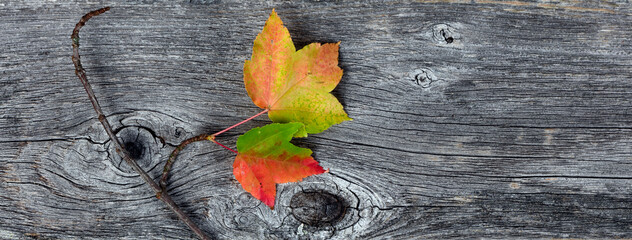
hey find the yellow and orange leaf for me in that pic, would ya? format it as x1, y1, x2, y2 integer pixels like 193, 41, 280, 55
244, 9, 351, 134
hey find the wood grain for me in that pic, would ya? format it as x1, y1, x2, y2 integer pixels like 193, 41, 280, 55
1, 0, 631, 239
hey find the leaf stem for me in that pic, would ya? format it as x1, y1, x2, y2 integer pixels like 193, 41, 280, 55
209, 138, 238, 154
212, 109, 269, 137
72, 7, 210, 240
160, 109, 267, 192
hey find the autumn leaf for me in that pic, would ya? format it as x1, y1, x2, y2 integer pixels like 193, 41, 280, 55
244, 9, 351, 134
233, 122, 326, 209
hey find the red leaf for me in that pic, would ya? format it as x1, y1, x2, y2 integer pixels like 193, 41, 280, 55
233, 123, 325, 209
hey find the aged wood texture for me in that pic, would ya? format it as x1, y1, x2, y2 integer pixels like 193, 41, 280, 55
1, 0, 632, 239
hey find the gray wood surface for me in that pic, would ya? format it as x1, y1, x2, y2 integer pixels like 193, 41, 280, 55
2, 0, 632, 239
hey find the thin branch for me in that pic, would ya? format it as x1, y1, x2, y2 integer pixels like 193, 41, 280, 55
160, 134, 212, 190
71, 7, 210, 240
159, 109, 267, 192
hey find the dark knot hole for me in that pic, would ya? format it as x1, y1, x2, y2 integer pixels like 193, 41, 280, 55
290, 191, 347, 226
440, 29, 454, 44
123, 141, 144, 160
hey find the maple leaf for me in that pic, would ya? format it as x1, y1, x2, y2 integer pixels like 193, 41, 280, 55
233, 122, 326, 209
244, 9, 352, 134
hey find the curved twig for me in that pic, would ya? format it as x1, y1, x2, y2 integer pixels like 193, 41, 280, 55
71, 7, 210, 240
160, 134, 213, 190
159, 109, 268, 192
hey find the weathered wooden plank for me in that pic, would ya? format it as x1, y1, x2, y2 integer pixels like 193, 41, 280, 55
1, 0, 632, 239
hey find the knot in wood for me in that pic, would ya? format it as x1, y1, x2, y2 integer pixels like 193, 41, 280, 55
290, 191, 346, 226
432, 23, 460, 45
123, 140, 144, 160
409, 68, 436, 88
111, 126, 161, 173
